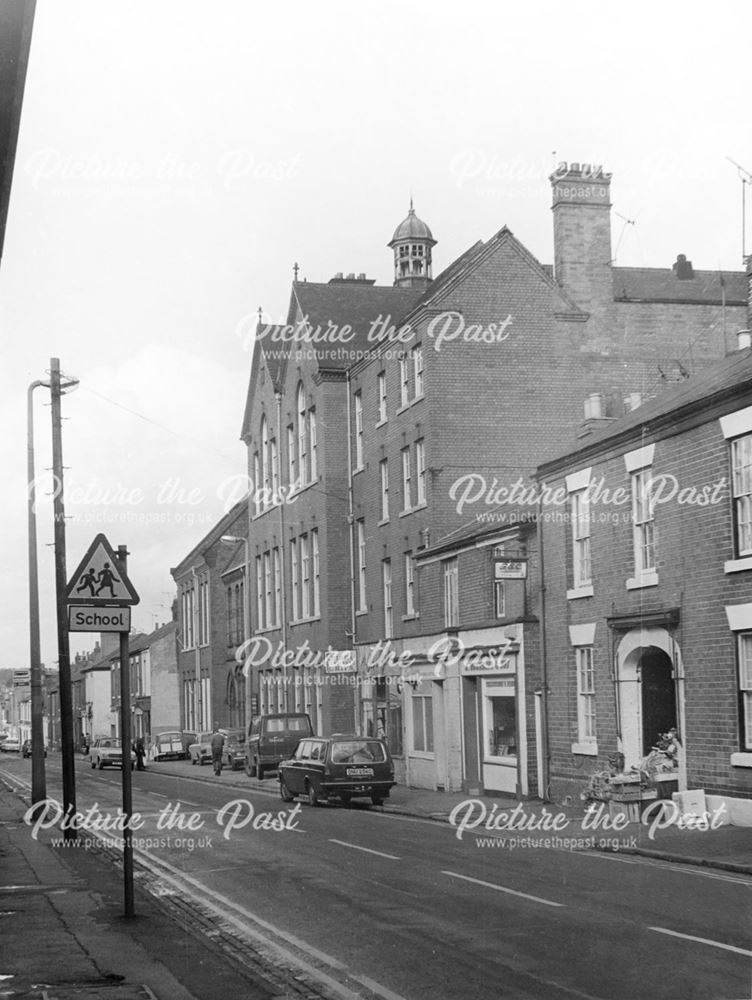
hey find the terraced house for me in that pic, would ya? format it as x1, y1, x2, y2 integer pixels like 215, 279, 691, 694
241, 162, 748, 796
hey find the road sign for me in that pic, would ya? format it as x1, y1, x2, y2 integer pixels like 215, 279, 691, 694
68, 605, 131, 632
65, 533, 139, 605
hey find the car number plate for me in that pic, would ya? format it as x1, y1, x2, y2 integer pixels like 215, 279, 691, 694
346, 767, 374, 777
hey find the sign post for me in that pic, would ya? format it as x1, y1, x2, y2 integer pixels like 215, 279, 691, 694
66, 533, 139, 917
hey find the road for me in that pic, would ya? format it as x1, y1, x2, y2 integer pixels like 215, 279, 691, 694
3, 754, 751, 1000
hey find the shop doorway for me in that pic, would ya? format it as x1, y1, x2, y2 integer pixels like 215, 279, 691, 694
639, 646, 676, 754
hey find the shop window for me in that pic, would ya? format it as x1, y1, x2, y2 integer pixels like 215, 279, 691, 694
485, 683, 516, 758
740, 632, 752, 751
732, 435, 752, 557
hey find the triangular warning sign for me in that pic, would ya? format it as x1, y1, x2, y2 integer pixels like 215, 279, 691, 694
65, 533, 140, 605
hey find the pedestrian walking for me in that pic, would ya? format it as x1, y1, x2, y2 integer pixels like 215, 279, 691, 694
135, 737, 146, 771
210, 726, 224, 776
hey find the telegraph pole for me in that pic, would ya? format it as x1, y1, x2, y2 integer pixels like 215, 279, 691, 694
27, 378, 48, 805
50, 358, 78, 838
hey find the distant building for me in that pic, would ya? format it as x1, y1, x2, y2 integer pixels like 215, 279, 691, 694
109, 621, 179, 747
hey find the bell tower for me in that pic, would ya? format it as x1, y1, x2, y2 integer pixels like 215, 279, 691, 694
388, 200, 436, 288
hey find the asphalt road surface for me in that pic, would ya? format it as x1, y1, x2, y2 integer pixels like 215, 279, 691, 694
5, 754, 751, 1000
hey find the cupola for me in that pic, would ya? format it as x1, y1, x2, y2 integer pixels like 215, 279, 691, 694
388, 199, 436, 288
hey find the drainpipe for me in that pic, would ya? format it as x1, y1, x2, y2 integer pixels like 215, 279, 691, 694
276, 391, 288, 711
345, 371, 358, 732
537, 496, 551, 801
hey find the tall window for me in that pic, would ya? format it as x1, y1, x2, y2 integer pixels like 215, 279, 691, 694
380, 459, 389, 520
354, 391, 364, 468
237, 580, 245, 640
300, 534, 310, 618
405, 553, 415, 616
312, 529, 320, 616
401, 446, 411, 511
576, 646, 596, 744
732, 435, 752, 556
297, 383, 309, 482
399, 356, 409, 407
413, 345, 424, 397
412, 692, 433, 753
181, 587, 195, 649
416, 439, 426, 504
263, 552, 272, 628
226, 585, 236, 645
287, 424, 296, 486
632, 469, 656, 573
572, 490, 592, 587
260, 416, 270, 504
270, 436, 279, 499
309, 409, 318, 480
377, 371, 387, 422
273, 548, 281, 626
290, 539, 299, 621
255, 556, 264, 629
494, 580, 505, 618
357, 520, 367, 611
198, 579, 209, 645
739, 633, 752, 751
382, 559, 393, 638
443, 558, 459, 627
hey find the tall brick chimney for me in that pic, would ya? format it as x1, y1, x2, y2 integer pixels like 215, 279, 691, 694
550, 162, 613, 334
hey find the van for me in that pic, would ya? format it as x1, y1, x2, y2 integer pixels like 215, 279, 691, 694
245, 713, 314, 779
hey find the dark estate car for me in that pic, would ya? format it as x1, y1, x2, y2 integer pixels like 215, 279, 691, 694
245, 713, 314, 779
278, 735, 395, 807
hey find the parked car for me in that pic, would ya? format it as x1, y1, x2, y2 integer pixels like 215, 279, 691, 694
1, 737, 21, 753
278, 735, 395, 807
89, 737, 135, 770
186, 731, 213, 766
152, 731, 185, 762
221, 728, 246, 770
245, 713, 314, 780
21, 739, 46, 758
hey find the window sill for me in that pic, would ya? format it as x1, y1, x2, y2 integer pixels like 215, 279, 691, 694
402, 612, 419, 622
482, 756, 517, 767
571, 742, 598, 756
290, 615, 321, 627
409, 751, 435, 760
730, 752, 752, 768
396, 403, 410, 416
398, 507, 413, 518
724, 556, 752, 574
626, 571, 659, 590
566, 585, 593, 600
355, 608, 368, 617
254, 625, 281, 635
377, 517, 389, 527
375, 418, 387, 429
353, 465, 364, 476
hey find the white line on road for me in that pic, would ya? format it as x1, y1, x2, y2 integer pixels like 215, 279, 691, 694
649, 926, 752, 957
329, 839, 400, 860
442, 870, 565, 908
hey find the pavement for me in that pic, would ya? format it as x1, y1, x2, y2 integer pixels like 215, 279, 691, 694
1, 754, 751, 999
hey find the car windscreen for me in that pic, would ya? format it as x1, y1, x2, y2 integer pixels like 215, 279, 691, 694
330, 741, 386, 764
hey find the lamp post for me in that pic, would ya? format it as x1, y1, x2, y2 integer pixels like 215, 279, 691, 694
27, 378, 49, 805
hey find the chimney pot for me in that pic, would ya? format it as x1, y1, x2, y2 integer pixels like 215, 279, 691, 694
738, 330, 752, 350
584, 393, 605, 419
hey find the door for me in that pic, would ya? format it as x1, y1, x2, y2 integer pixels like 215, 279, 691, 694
640, 647, 676, 754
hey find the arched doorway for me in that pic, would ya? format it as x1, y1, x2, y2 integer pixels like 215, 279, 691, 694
639, 646, 676, 754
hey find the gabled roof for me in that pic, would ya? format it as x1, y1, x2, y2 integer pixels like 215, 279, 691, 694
170, 499, 248, 579
612, 267, 746, 305
538, 346, 752, 475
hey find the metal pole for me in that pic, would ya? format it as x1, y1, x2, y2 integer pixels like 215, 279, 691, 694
27, 379, 48, 805
50, 358, 76, 837
117, 544, 135, 918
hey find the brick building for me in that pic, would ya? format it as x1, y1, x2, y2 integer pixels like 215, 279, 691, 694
242, 162, 748, 793
536, 342, 752, 812
108, 621, 179, 748
171, 501, 248, 733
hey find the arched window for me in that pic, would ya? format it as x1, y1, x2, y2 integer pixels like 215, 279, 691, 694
297, 382, 309, 482
260, 416, 270, 505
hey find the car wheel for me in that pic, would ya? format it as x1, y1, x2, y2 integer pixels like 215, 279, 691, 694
97, 760, 104, 770
255, 758, 264, 781
279, 777, 295, 802
371, 795, 385, 806
306, 779, 320, 807
340, 793, 352, 807
90, 760, 95, 769
191, 754, 197, 765
245, 757, 255, 778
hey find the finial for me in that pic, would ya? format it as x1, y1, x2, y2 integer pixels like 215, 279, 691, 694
409, 194, 414, 213
257, 306, 263, 325
293, 261, 299, 281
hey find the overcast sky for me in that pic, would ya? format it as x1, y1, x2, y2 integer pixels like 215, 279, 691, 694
1, 0, 750, 671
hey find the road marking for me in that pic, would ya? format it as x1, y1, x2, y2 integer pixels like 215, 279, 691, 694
582, 849, 752, 885
649, 926, 752, 957
129, 844, 408, 1000
329, 839, 400, 860
442, 870, 564, 908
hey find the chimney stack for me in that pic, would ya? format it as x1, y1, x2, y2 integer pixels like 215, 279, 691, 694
550, 162, 613, 333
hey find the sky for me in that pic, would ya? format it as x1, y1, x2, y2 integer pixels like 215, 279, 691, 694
0, 0, 750, 671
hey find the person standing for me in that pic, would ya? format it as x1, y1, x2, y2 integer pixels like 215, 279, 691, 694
135, 737, 146, 771
210, 727, 225, 776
